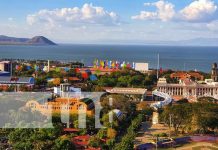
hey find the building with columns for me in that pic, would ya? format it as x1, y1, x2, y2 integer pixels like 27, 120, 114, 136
157, 78, 218, 101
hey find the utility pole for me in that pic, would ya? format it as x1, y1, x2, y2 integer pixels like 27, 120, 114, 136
156, 136, 158, 150
169, 114, 172, 139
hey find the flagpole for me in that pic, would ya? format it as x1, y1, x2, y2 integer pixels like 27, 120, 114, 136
157, 53, 159, 79
10, 59, 13, 77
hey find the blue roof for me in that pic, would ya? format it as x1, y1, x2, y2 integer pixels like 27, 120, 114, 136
0, 77, 35, 84
0, 71, 10, 76
90, 74, 97, 81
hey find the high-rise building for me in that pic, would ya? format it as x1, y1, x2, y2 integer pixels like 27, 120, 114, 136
211, 63, 218, 82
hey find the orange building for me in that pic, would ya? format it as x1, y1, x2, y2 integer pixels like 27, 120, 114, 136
26, 97, 95, 116
170, 72, 204, 81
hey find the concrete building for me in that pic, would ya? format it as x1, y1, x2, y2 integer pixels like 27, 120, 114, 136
157, 78, 218, 101
0, 76, 35, 91
211, 63, 218, 82
134, 63, 149, 73
0, 61, 11, 72
26, 97, 95, 116
0, 76, 35, 85
54, 83, 81, 98
106, 87, 147, 101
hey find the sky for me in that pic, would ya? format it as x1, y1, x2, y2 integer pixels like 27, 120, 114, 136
1, 0, 218, 44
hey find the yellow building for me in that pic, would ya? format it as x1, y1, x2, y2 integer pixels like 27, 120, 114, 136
26, 97, 95, 116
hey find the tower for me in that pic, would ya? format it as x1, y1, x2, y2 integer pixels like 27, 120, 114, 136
211, 63, 218, 82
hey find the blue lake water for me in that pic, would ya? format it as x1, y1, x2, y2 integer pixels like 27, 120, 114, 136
0, 44, 217, 72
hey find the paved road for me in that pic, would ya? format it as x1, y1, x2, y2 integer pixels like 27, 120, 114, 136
134, 122, 151, 146
176, 142, 218, 150
134, 122, 171, 148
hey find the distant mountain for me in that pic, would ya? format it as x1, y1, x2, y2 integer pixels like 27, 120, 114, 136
174, 38, 218, 46
0, 35, 57, 45
95, 37, 218, 46
27, 36, 57, 45
139, 38, 218, 46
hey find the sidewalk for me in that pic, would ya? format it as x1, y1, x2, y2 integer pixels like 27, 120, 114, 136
134, 122, 170, 146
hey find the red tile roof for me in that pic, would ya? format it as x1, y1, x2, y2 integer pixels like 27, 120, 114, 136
73, 135, 90, 141
69, 77, 80, 81
64, 128, 79, 132
170, 72, 203, 80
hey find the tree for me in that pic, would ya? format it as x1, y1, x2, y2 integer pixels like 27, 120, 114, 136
53, 78, 61, 85
114, 114, 143, 150
8, 128, 36, 150
114, 133, 135, 150
129, 75, 144, 86
137, 102, 153, 115
100, 94, 133, 114
98, 77, 116, 87
54, 136, 76, 150
88, 136, 102, 148
176, 98, 189, 104
117, 76, 130, 87
198, 97, 218, 103
192, 103, 218, 133
35, 77, 47, 86
106, 138, 115, 149
8, 124, 65, 150
96, 129, 107, 139
101, 113, 119, 129
107, 128, 117, 139
161, 103, 218, 134
161, 104, 191, 134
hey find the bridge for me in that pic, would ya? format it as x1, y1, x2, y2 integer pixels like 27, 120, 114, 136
150, 90, 173, 110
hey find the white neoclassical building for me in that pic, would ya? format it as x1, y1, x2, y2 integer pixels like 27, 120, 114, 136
157, 78, 218, 100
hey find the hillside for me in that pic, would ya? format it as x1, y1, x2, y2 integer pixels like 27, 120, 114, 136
0, 35, 57, 45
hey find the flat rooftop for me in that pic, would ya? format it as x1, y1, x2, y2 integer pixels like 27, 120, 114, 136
106, 87, 147, 95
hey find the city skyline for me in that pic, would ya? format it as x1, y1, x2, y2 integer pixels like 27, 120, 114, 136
1, 0, 218, 44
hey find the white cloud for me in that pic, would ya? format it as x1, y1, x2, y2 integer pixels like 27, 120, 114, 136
132, 0, 175, 21
8, 18, 14, 21
133, 0, 218, 23
26, 3, 120, 27
207, 20, 218, 31
180, 0, 217, 22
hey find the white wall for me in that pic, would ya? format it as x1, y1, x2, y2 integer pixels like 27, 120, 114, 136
135, 63, 149, 73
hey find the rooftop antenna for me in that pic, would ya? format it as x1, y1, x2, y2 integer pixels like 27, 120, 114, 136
157, 53, 160, 79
